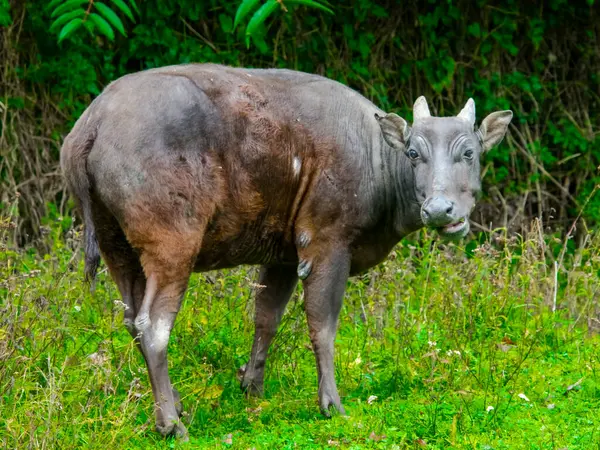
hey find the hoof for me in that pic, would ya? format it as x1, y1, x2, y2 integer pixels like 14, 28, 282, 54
320, 396, 346, 418
239, 364, 264, 397
240, 379, 264, 398
134, 313, 151, 332
156, 419, 188, 440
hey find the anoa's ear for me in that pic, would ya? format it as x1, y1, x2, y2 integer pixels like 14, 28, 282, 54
375, 112, 410, 149
477, 110, 513, 151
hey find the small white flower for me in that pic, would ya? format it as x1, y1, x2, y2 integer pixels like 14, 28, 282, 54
113, 300, 129, 311
428, 340, 437, 347
367, 395, 378, 404
486, 405, 494, 412
518, 393, 530, 402
74, 305, 81, 312
349, 354, 362, 368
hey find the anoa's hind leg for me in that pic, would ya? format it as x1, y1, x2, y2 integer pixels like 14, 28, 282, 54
124, 222, 205, 438
92, 202, 144, 337
136, 272, 190, 438
133, 241, 202, 439
100, 249, 185, 419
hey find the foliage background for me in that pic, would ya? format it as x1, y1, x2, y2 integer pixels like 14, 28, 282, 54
1, 0, 599, 243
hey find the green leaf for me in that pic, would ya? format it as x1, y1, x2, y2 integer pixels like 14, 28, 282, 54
234, 0, 261, 30
58, 17, 83, 42
47, 0, 65, 11
285, 0, 333, 15
0, 0, 11, 26
7, 96, 24, 109
51, 0, 88, 18
467, 22, 481, 38
246, 0, 279, 37
111, 0, 135, 22
88, 12, 115, 40
128, 0, 140, 14
50, 8, 85, 33
219, 13, 233, 33
95, 2, 126, 36
251, 32, 269, 54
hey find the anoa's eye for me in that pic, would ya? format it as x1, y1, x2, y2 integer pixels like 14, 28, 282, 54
463, 149, 474, 160
407, 149, 419, 160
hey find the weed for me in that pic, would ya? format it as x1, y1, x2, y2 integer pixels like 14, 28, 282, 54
1, 206, 600, 448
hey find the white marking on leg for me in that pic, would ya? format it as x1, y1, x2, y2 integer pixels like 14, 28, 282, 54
293, 157, 302, 176
152, 316, 172, 351
135, 274, 157, 332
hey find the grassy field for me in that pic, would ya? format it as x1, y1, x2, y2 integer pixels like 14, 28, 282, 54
2, 211, 600, 449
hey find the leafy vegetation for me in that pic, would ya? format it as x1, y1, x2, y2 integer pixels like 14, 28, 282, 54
233, 0, 333, 48
48, 0, 139, 42
2, 207, 600, 448
0, 0, 598, 243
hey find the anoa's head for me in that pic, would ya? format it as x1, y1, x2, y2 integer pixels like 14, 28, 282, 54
376, 97, 513, 239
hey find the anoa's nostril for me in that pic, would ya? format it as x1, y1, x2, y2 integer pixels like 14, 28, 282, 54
422, 197, 456, 225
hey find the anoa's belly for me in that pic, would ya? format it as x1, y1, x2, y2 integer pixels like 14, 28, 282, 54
193, 222, 298, 271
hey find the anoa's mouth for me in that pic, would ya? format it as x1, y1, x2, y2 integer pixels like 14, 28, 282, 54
436, 217, 469, 238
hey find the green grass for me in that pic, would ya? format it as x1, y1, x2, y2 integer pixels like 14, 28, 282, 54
2, 214, 600, 449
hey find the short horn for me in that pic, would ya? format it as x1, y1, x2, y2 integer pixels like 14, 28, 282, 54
413, 96, 431, 121
457, 98, 476, 127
